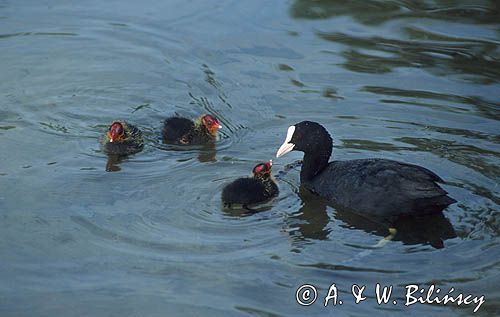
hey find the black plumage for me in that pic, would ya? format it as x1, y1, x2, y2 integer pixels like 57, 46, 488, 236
276, 121, 456, 217
101, 120, 144, 156
222, 161, 279, 208
162, 114, 221, 145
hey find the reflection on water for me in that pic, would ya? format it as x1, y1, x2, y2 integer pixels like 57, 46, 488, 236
222, 204, 274, 217
287, 187, 457, 249
363, 86, 500, 120
389, 212, 457, 249
105, 154, 123, 172
1, 0, 499, 316
291, 0, 500, 86
396, 136, 499, 179
285, 187, 331, 242
319, 30, 499, 84
197, 142, 217, 163
291, 0, 500, 25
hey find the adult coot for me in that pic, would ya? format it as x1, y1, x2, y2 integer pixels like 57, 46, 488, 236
276, 121, 456, 217
222, 160, 279, 208
162, 114, 221, 145
101, 120, 144, 156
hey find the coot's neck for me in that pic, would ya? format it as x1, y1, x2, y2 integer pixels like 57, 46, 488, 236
300, 143, 332, 183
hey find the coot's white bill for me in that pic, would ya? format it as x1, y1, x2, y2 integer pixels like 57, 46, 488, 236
276, 125, 295, 158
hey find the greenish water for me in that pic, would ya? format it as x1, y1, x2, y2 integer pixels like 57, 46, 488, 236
0, 1, 499, 316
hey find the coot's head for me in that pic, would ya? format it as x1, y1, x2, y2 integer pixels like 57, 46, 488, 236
252, 160, 273, 179
276, 121, 332, 158
107, 121, 126, 143
201, 114, 222, 135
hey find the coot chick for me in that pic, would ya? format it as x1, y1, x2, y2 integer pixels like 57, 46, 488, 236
276, 121, 456, 217
101, 120, 144, 156
222, 160, 279, 208
162, 114, 221, 145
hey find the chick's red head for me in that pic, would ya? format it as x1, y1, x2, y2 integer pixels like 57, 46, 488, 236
201, 114, 222, 135
253, 160, 273, 177
107, 122, 125, 143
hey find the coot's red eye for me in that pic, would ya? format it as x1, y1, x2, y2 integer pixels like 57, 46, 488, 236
207, 119, 213, 126
117, 127, 124, 135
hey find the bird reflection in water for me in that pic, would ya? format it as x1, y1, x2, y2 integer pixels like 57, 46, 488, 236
286, 187, 457, 249
105, 154, 123, 172
197, 142, 217, 163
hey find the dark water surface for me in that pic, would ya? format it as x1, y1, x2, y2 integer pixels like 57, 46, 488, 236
1, 0, 499, 316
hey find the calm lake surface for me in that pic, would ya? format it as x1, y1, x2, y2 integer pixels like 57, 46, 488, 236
1, 0, 499, 316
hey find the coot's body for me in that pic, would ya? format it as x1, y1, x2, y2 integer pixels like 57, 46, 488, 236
101, 121, 144, 156
276, 121, 455, 217
305, 158, 455, 217
222, 161, 279, 208
162, 115, 221, 145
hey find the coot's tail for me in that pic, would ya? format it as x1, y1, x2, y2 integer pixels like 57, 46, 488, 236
416, 194, 456, 214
